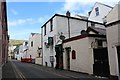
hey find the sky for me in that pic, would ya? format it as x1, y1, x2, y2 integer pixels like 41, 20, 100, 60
7, 0, 120, 40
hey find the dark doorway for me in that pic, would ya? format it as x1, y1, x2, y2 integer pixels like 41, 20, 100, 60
117, 46, 120, 73
93, 47, 110, 77
55, 44, 63, 69
65, 47, 71, 70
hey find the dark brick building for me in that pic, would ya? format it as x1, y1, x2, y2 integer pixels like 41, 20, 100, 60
0, 0, 9, 67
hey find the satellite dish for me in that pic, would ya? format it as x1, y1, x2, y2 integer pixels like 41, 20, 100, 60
81, 30, 87, 35
60, 35, 65, 40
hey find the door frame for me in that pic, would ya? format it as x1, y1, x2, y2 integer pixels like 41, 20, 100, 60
117, 46, 120, 74
93, 47, 110, 77
65, 47, 71, 70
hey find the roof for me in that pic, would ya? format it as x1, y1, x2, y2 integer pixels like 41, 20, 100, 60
105, 20, 120, 27
75, 15, 88, 20
41, 14, 104, 28
31, 33, 40, 36
86, 27, 106, 35
96, 2, 113, 9
63, 34, 106, 43
88, 2, 113, 21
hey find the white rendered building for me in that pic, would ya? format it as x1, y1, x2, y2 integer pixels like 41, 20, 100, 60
88, 2, 113, 24
28, 33, 42, 64
106, 2, 120, 78
41, 12, 104, 68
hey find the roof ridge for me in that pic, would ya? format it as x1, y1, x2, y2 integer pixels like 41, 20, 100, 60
96, 2, 113, 8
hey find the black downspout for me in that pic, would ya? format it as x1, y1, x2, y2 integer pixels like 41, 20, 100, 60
68, 17, 70, 38
87, 18, 88, 28
41, 28, 43, 66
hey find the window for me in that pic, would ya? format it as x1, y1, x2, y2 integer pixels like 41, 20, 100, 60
25, 42, 28, 45
31, 41, 33, 47
44, 25, 46, 35
50, 19, 53, 31
72, 50, 76, 59
98, 40, 102, 47
95, 7, 99, 16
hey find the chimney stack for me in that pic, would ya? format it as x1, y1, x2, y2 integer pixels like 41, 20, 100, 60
66, 11, 70, 17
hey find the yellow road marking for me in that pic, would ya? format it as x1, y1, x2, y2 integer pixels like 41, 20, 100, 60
10, 60, 27, 80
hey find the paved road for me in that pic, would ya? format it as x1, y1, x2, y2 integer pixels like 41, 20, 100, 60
2, 60, 110, 80
11, 60, 70, 79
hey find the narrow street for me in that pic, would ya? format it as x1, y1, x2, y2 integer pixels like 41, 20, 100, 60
2, 59, 109, 80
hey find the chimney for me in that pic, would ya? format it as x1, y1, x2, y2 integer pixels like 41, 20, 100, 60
66, 11, 70, 17
88, 11, 91, 16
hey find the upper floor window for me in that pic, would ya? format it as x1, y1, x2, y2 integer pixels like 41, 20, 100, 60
50, 19, 53, 32
44, 24, 46, 35
31, 41, 33, 47
25, 42, 28, 46
95, 7, 99, 16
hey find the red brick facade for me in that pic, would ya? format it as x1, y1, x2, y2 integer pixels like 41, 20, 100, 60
0, 1, 9, 65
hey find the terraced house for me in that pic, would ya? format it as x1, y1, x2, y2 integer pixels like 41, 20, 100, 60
41, 2, 115, 78
41, 11, 104, 69
106, 1, 120, 79
0, 0, 8, 79
28, 33, 42, 64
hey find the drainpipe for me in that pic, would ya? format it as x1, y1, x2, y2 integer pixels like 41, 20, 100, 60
66, 11, 71, 38
68, 18, 70, 38
41, 29, 43, 66
87, 18, 88, 28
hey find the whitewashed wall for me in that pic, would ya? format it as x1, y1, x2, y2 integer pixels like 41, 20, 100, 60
63, 37, 94, 74
106, 4, 119, 24
17, 45, 25, 60
68, 19, 87, 38
106, 3, 120, 76
42, 14, 105, 68
42, 17, 57, 67
106, 26, 119, 76
28, 34, 41, 59
88, 2, 112, 24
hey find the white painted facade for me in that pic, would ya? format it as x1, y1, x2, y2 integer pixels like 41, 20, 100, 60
63, 35, 107, 74
106, 2, 120, 76
28, 33, 42, 63
17, 45, 24, 60
88, 2, 112, 24
8, 45, 16, 59
42, 14, 104, 67
16, 41, 29, 60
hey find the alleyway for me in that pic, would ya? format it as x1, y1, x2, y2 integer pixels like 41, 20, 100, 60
2, 60, 110, 80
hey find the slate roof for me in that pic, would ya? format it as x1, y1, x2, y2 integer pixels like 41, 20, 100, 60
86, 27, 106, 35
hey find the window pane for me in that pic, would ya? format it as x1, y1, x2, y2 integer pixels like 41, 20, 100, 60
50, 19, 53, 31
95, 7, 99, 16
31, 41, 33, 47
44, 25, 46, 35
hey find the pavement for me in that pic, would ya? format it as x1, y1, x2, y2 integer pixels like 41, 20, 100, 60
2, 61, 16, 79
1, 59, 118, 80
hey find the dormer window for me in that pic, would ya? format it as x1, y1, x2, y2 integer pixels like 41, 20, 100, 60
95, 7, 99, 16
